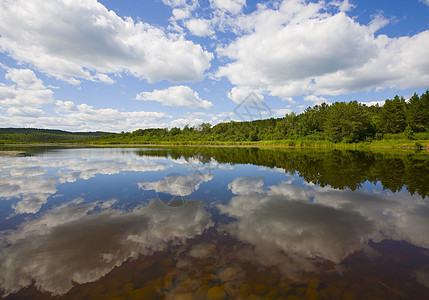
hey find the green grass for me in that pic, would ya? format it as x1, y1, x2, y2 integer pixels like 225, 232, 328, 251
89, 138, 429, 150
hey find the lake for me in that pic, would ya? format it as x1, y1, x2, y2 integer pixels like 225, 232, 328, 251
0, 146, 429, 299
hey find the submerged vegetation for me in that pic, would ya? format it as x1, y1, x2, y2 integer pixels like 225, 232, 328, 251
1, 91, 429, 148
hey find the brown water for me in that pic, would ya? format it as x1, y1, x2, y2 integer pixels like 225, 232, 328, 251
0, 147, 428, 299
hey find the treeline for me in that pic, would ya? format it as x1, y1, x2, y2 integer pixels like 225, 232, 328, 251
1, 91, 428, 145
102, 90, 429, 144
0, 128, 109, 143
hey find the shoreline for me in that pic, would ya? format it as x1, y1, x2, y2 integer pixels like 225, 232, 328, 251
1, 140, 428, 151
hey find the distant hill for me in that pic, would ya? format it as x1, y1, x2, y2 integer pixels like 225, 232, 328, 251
0, 128, 109, 136
0, 128, 111, 143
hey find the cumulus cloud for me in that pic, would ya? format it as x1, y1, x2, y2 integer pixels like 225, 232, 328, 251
216, 0, 429, 99
162, 0, 199, 10
210, 0, 246, 14
55, 100, 169, 121
185, 18, 215, 37
169, 117, 204, 128
304, 95, 329, 106
172, 8, 191, 20
0, 67, 54, 108
136, 85, 214, 109
0, 0, 213, 84
359, 100, 386, 107
0, 198, 213, 295
272, 108, 293, 117
227, 86, 265, 104
6, 107, 44, 117
0, 67, 173, 131
52, 100, 170, 131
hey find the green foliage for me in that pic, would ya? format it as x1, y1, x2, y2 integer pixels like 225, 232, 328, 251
2, 90, 429, 145
324, 101, 370, 143
407, 91, 429, 132
379, 95, 407, 133
0, 128, 109, 143
404, 125, 415, 140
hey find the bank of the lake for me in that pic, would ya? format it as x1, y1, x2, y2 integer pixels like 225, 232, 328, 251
2, 138, 429, 151
88, 138, 429, 150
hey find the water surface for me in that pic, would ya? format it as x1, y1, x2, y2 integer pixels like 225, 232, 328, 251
0, 146, 428, 299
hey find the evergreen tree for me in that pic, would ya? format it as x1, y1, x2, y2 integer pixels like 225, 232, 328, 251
324, 101, 370, 143
407, 91, 429, 132
379, 95, 407, 133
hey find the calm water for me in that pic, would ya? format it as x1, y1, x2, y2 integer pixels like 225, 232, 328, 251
0, 146, 429, 299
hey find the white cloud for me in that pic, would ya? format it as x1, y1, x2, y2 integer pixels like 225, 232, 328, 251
304, 95, 329, 106
172, 8, 191, 20
273, 108, 293, 117
227, 86, 265, 104
360, 100, 385, 107
0, 84, 171, 132
0, 68, 55, 108
330, 0, 354, 12
216, 0, 429, 99
0, 0, 213, 84
169, 117, 204, 128
136, 85, 214, 109
6, 107, 44, 117
49, 100, 170, 131
210, 0, 246, 14
368, 13, 390, 33
185, 18, 215, 37
162, 0, 199, 9
419, 0, 429, 6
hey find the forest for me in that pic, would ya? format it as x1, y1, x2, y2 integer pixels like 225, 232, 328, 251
0, 128, 108, 143
101, 91, 429, 144
1, 90, 428, 146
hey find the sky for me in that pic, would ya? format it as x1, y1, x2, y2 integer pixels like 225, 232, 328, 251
0, 0, 429, 132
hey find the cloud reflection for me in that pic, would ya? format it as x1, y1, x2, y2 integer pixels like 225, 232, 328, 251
0, 197, 213, 296
138, 172, 214, 197
0, 149, 171, 215
219, 176, 429, 272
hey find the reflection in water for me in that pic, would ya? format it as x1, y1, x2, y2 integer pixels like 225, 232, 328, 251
220, 179, 375, 265
0, 147, 428, 299
0, 198, 212, 295
0, 148, 170, 215
219, 176, 429, 271
141, 147, 429, 198
138, 172, 214, 197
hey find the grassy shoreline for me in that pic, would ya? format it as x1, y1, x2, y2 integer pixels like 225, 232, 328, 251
2, 138, 429, 151
89, 138, 429, 150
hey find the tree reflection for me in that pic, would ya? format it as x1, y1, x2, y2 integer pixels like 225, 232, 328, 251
138, 147, 429, 198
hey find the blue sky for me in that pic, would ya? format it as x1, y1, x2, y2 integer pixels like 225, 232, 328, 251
0, 0, 429, 132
